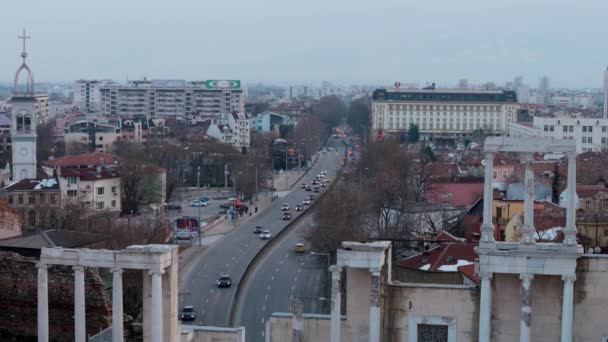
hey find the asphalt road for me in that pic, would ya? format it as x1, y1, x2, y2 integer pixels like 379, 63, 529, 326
179, 137, 345, 328
234, 139, 348, 342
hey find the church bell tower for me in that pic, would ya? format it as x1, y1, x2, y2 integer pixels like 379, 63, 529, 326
11, 29, 43, 182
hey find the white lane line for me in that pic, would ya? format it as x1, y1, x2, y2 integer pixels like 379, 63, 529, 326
275, 267, 279, 272
261, 318, 264, 324
271, 275, 275, 281
267, 284, 271, 290
291, 284, 296, 291
262, 305, 266, 311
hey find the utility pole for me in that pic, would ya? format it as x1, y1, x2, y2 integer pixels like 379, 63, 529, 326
224, 164, 228, 190
285, 147, 289, 191
197, 166, 201, 246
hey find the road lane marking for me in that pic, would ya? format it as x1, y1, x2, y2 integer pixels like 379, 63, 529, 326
271, 275, 275, 281
262, 305, 266, 311
265, 294, 268, 301
267, 284, 271, 290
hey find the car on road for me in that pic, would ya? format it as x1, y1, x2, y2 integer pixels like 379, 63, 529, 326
300, 183, 307, 189
180, 305, 196, 321
302, 199, 311, 205
313, 187, 320, 193
282, 211, 292, 220
305, 186, 312, 191
295, 204, 303, 211
260, 230, 272, 239
217, 275, 232, 288
294, 243, 305, 253
281, 203, 290, 211
325, 178, 331, 182
321, 182, 327, 187
176, 230, 193, 241
198, 196, 210, 202
253, 226, 264, 234
164, 203, 182, 211
190, 200, 208, 207
308, 195, 315, 200
311, 180, 318, 185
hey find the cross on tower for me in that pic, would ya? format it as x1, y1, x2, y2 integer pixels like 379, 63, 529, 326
18, 28, 30, 61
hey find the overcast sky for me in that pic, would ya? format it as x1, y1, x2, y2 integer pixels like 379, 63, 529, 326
1, 0, 606, 88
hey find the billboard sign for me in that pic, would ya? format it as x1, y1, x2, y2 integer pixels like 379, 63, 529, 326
206, 80, 241, 89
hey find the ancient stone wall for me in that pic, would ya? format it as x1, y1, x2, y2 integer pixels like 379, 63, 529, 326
0, 252, 111, 341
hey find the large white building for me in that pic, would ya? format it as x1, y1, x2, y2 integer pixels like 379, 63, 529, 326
100, 79, 244, 119
371, 88, 519, 140
73, 79, 109, 111
206, 112, 250, 150
509, 114, 608, 153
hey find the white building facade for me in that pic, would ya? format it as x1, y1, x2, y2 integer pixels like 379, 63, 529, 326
371, 88, 519, 140
100, 79, 244, 119
58, 167, 121, 212
73, 80, 108, 112
509, 115, 608, 153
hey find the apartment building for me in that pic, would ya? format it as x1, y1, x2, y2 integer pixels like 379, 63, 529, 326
509, 114, 608, 153
64, 121, 120, 153
206, 112, 250, 149
73, 80, 109, 111
2, 178, 61, 230
100, 79, 244, 118
57, 166, 121, 212
371, 88, 519, 140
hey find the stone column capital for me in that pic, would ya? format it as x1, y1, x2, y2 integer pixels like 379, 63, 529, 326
148, 269, 164, 276
479, 271, 493, 280
566, 152, 577, 162
329, 265, 342, 273
520, 273, 534, 282
369, 268, 382, 277
36, 262, 48, 270
112, 267, 124, 275
561, 274, 576, 283
73, 265, 85, 272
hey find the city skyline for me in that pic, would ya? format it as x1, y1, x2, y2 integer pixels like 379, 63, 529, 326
0, 0, 607, 88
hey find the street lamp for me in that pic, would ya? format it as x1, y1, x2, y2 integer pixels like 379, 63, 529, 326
197, 166, 202, 246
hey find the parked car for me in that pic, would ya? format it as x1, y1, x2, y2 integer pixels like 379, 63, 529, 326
190, 200, 208, 207
281, 203, 290, 211
165, 203, 182, 211
198, 196, 210, 202
282, 211, 292, 220
253, 226, 264, 234
180, 305, 196, 321
295, 205, 303, 211
176, 230, 193, 241
217, 275, 232, 288
302, 199, 311, 205
294, 243, 305, 253
260, 230, 272, 240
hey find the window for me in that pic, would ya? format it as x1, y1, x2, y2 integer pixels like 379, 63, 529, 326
18, 194, 23, 204
67, 190, 77, 197
111, 200, 116, 208
8, 195, 13, 204
604, 229, 608, 238
588, 126, 593, 133
493, 171, 497, 180
544, 125, 548, 132
111, 186, 117, 193
67, 176, 77, 185
583, 126, 587, 133
569, 126, 573, 132
502, 170, 508, 179
418, 324, 448, 342
39, 193, 45, 203
603, 126, 607, 133
583, 137, 587, 143
96, 202, 104, 210
603, 137, 607, 144
409, 315, 455, 342
29, 194, 35, 204
588, 137, 593, 144
98, 136, 103, 141
97, 187, 104, 195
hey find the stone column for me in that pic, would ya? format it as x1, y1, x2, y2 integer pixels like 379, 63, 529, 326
520, 274, 534, 342
369, 268, 381, 342
112, 268, 124, 342
478, 272, 492, 342
330, 265, 341, 342
560, 275, 575, 342
150, 270, 163, 342
37, 263, 49, 342
521, 154, 536, 244
73, 266, 86, 342
481, 152, 495, 244
564, 153, 577, 245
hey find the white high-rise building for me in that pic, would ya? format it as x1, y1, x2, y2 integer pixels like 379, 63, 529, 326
73, 79, 108, 111
603, 66, 608, 118
11, 29, 48, 181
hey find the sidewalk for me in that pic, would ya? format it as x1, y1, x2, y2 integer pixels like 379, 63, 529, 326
203, 194, 274, 236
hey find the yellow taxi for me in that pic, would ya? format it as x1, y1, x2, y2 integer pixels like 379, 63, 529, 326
294, 243, 305, 253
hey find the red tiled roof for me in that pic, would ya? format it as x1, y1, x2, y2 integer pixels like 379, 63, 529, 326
59, 167, 119, 181
427, 163, 460, 178
398, 242, 478, 272
45, 152, 121, 168
576, 185, 607, 198
425, 182, 484, 207
458, 264, 479, 285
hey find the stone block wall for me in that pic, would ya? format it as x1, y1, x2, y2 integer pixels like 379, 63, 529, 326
0, 252, 111, 341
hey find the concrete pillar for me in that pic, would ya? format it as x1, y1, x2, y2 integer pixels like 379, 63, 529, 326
150, 270, 163, 342
564, 153, 577, 245
560, 275, 575, 342
478, 272, 492, 342
73, 266, 86, 342
369, 268, 381, 342
291, 299, 304, 342
330, 265, 341, 342
519, 274, 534, 342
521, 155, 536, 244
112, 268, 124, 342
481, 152, 495, 244
142, 271, 151, 342
36, 263, 49, 342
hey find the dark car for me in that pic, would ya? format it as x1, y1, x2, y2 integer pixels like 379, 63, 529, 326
313, 187, 320, 193
165, 203, 182, 211
180, 305, 196, 321
282, 211, 292, 220
217, 275, 232, 288
311, 180, 318, 185
253, 226, 264, 234
300, 183, 307, 189
305, 186, 312, 192
308, 194, 315, 200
